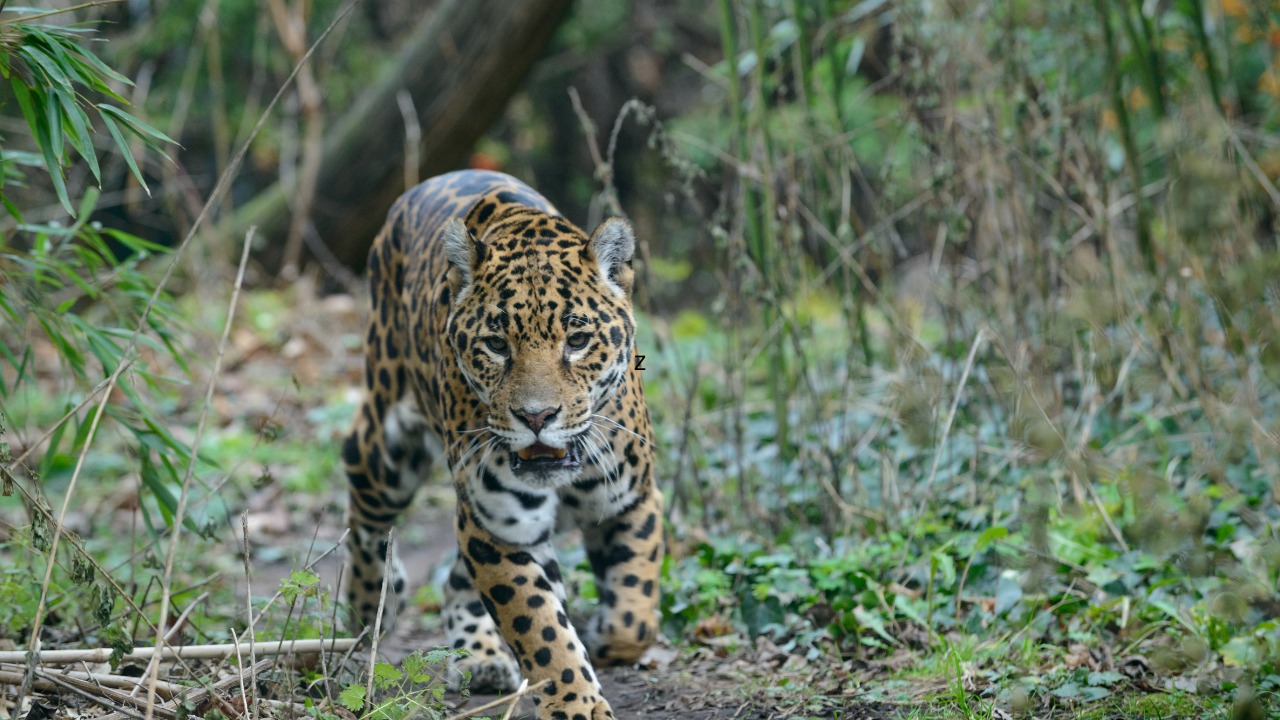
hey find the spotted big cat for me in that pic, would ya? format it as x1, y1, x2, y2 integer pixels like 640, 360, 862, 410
341, 170, 663, 719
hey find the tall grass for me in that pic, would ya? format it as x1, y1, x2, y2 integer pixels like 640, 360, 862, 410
643, 0, 1280, 688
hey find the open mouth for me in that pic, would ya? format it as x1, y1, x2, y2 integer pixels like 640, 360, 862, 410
511, 442, 581, 473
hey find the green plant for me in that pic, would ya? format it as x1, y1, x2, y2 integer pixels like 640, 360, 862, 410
338, 649, 470, 720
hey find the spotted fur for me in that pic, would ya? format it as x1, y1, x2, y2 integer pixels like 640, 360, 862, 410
341, 170, 663, 719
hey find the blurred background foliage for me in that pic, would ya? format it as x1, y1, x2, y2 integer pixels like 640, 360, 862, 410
6, 0, 1280, 715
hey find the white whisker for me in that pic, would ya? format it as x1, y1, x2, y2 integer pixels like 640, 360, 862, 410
457, 433, 496, 469
589, 422, 620, 470
591, 414, 646, 444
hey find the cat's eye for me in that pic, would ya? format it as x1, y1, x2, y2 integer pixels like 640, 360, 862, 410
484, 336, 509, 355
566, 332, 590, 350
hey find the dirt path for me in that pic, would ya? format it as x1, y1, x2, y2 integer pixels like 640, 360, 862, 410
236, 499, 888, 720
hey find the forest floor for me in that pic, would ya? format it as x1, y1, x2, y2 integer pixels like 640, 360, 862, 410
247, 498, 909, 720
0, 278, 1243, 720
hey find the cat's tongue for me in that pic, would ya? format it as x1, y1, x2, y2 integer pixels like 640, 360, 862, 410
518, 443, 567, 461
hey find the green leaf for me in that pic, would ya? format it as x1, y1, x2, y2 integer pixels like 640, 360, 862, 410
931, 552, 956, 588
38, 401, 70, 480
98, 104, 177, 151
35, 122, 73, 215
338, 685, 366, 712
100, 623, 133, 671
974, 526, 1008, 553
458, 670, 471, 700
56, 90, 99, 183
42, 85, 64, 162
63, 34, 134, 88
373, 662, 402, 690
138, 452, 201, 535
1052, 682, 1081, 698
100, 114, 148, 194
9, 77, 42, 152
852, 605, 898, 645
280, 568, 320, 604
1221, 636, 1257, 667
17, 45, 74, 94
90, 581, 116, 626
402, 651, 430, 683
3, 195, 26, 225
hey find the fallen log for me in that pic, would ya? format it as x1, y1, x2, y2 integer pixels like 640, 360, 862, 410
232, 0, 572, 273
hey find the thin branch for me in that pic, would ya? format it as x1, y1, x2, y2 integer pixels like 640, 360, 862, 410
364, 529, 394, 715
145, 228, 256, 720
443, 679, 549, 720
896, 329, 988, 573
0, 0, 125, 24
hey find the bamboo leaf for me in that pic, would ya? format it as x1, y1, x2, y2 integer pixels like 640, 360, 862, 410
34, 125, 73, 215
100, 114, 148, 194
9, 77, 43, 152
97, 103, 176, 148
42, 90, 63, 165
17, 44, 73, 94
57, 90, 100, 183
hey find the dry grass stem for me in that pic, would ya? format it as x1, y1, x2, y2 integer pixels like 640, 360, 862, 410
363, 528, 394, 715
145, 228, 255, 720
443, 679, 550, 720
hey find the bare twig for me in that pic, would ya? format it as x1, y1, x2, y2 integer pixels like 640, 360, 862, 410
145, 228, 256, 720
333, 626, 369, 682
315, 560, 343, 711
247, 529, 349, 630
0, 0, 124, 24
241, 512, 260, 720
163, 591, 210, 645
230, 629, 251, 720
1229, 129, 1280, 213
364, 529, 395, 712
443, 679, 549, 720
0, 665, 181, 699
28, 670, 150, 720
498, 679, 527, 720
897, 329, 987, 573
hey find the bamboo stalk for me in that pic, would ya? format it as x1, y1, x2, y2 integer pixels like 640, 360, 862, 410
789, 0, 813, 107
0, 666, 181, 699
1185, 0, 1224, 113
1095, 0, 1155, 274
818, 0, 843, 123
717, 0, 762, 256
1118, 0, 1165, 119
748, 0, 789, 459
0, 639, 358, 665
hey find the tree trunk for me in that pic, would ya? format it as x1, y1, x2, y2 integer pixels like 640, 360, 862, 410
232, 0, 572, 273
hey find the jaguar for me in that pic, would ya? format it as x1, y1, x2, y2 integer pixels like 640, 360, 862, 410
340, 169, 663, 719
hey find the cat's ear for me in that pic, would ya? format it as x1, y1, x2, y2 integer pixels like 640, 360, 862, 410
443, 219, 484, 299
589, 217, 635, 298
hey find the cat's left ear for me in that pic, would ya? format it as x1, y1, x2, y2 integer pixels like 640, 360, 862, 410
589, 217, 635, 298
